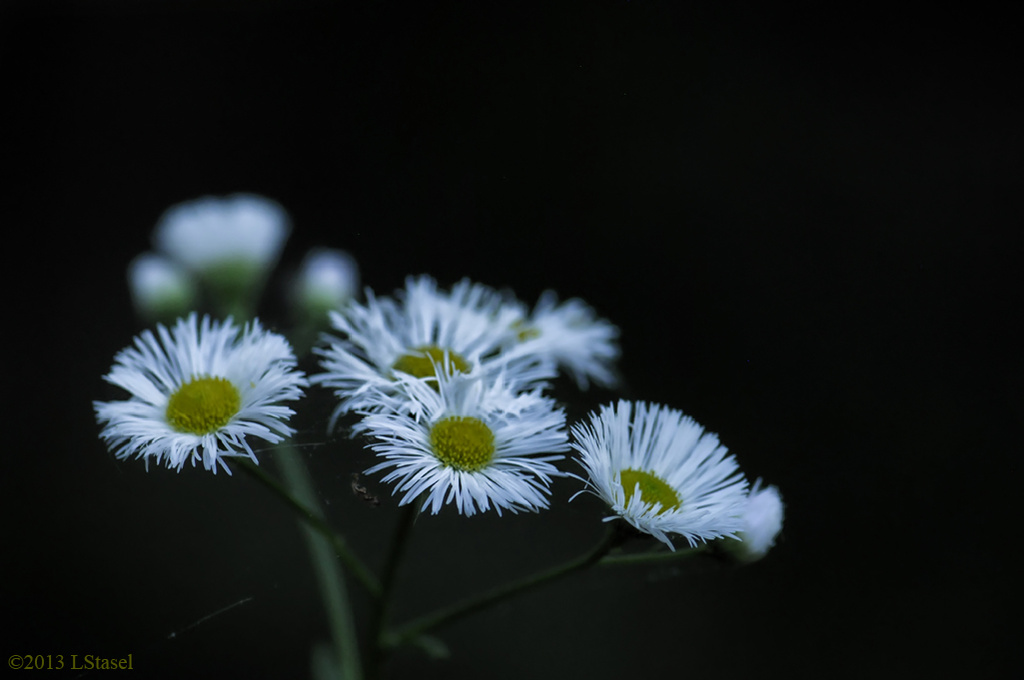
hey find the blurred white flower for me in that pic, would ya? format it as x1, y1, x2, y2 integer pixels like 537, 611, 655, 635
152, 194, 291, 315
733, 479, 784, 562
153, 193, 290, 274
504, 290, 620, 389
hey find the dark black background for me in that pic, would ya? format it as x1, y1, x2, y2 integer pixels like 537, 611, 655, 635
4, 2, 1019, 678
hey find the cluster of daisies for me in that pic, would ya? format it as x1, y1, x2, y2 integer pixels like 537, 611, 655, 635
312, 274, 622, 518
94, 194, 783, 558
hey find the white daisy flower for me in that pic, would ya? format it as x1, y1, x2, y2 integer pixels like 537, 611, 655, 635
503, 291, 621, 390
358, 370, 570, 516
312, 275, 553, 422
94, 313, 308, 474
570, 400, 749, 549
732, 479, 784, 562
127, 252, 197, 322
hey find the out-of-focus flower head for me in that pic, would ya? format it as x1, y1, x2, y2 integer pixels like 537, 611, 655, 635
152, 193, 291, 317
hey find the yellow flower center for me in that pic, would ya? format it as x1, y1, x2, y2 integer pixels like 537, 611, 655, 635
510, 319, 540, 342
166, 376, 241, 435
620, 468, 681, 514
429, 416, 495, 472
392, 345, 470, 381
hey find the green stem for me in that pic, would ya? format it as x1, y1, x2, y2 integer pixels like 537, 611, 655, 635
384, 526, 622, 649
368, 500, 422, 678
270, 448, 362, 680
288, 315, 330, 358
234, 458, 381, 597
379, 501, 421, 607
598, 543, 708, 566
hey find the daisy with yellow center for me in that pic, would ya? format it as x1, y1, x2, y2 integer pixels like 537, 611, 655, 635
570, 400, 749, 549
357, 370, 569, 516
312, 275, 554, 424
94, 313, 307, 473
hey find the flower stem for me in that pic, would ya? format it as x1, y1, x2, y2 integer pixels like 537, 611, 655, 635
269, 448, 362, 680
379, 500, 421, 609
383, 525, 623, 649
234, 457, 381, 597
367, 500, 422, 678
598, 543, 709, 566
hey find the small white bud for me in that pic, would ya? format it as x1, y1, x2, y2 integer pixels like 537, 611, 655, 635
127, 253, 197, 322
293, 248, 359, 316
